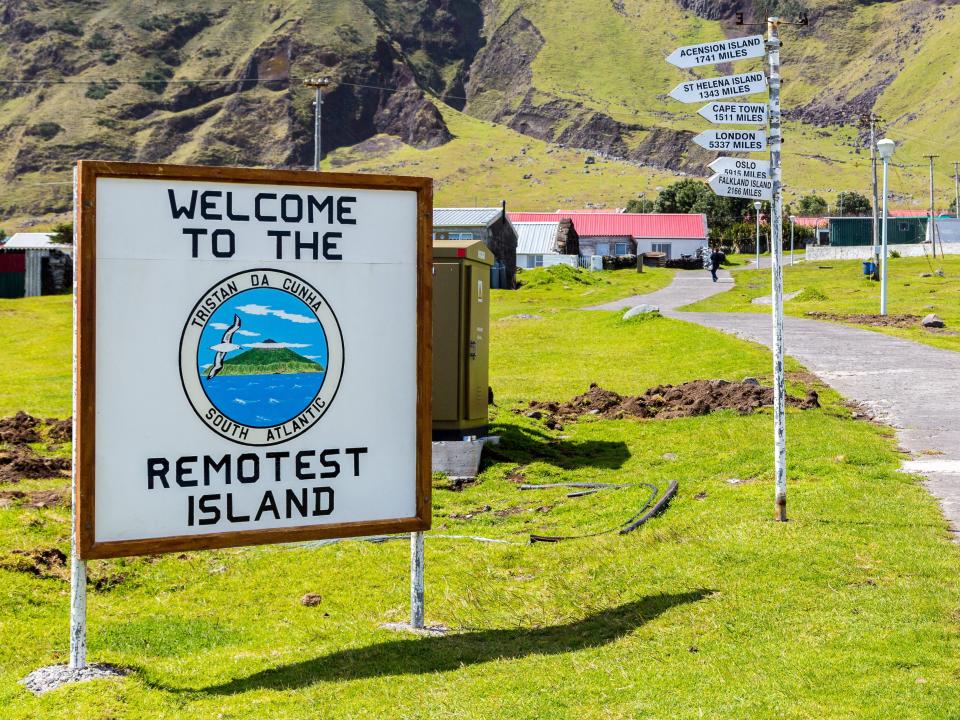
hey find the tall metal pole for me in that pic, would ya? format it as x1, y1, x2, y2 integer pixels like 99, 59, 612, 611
954, 161, 959, 218
69, 165, 87, 669
755, 206, 761, 266
410, 531, 425, 629
790, 215, 795, 265
870, 116, 880, 266
881, 156, 890, 315
313, 86, 322, 171
303, 77, 331, 171
924, 154, 939, 256
768, 17, 787, 522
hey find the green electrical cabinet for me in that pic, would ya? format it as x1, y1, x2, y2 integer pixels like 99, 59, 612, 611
432, 239, 493, 438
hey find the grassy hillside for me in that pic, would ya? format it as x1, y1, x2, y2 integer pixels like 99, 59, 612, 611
2, 0, 960, 230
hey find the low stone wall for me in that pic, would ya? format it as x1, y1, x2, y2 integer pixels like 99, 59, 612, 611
805, 243, 960, 261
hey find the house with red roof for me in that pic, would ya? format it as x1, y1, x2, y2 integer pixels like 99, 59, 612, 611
508, 211, 709, 260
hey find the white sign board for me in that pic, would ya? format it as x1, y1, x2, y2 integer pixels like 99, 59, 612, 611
693, 129, 767, 152
76, 162, 432, 559
666, 35, 766, 68
709, 172, 773, 200
708, 157, 771, 180
698, 102, 768, 125
669, 72, 767, 104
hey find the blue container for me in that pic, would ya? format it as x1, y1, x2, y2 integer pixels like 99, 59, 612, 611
862, 261, 877, 276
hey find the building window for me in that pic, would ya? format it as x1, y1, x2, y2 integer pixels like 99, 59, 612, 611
614, 242, 629, 256
651, 242, 672, 259
595, 242, 610, 256
534, 255, 544, 267
450, 231, 477, 240
898, 222, 909, 232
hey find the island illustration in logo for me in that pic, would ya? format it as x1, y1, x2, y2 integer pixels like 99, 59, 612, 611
180, 269, 344, 446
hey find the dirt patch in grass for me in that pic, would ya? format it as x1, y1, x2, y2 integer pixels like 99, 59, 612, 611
0, 448, 70, 483
0, 489, 67, 509
518, 380, 819, 426
46, 418, 72, 443
0, 412, 41, 445
0, 547, 124, 589
0, 412, 72, 447
805, 311, 920, 328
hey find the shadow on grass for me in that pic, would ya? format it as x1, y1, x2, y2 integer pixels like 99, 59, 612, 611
165, 591, 711, 694
483, 422, 630, 471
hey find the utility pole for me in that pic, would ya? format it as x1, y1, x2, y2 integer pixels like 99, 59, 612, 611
767, 17, 787, 523
953, 161, 959, 218
924, 154, 939, 257
303, 76, 331, 171
870, 115, 880, 267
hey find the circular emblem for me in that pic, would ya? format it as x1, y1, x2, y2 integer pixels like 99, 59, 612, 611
180, 269, 344, 446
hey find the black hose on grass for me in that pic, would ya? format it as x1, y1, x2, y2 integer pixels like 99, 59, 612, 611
526, 481, 676, 543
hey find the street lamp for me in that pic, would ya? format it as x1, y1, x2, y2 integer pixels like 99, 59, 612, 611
877, 138, 896, 315
303, 76, 332, 171
754, 201, 762, 267
789, 214, 796, 265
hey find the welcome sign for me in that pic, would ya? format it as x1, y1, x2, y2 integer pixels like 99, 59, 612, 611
75, 162, 432, 559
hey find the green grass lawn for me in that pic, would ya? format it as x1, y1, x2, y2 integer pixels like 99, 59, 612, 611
685, 254, 960, 352
2, 269, 960, 718
0, 295, 72, 417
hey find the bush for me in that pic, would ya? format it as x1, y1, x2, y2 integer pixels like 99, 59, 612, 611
602, 255, 637, 270
138, 66, 173, 94
85, 80, 120, 100
86, 31, 112, 50
890, 250, 901, 259
50, 18, 83, 37
25, 122, 63, 140
50, 223, 73, 245
100, 50, 119, 65
795, 287, 827, 302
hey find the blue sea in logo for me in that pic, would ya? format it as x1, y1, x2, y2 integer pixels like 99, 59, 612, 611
201, 372, 325, 427
196, 286, 329, 427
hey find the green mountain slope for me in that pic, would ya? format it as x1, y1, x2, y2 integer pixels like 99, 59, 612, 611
1, 0, 958, 229
217, 342, 324, 376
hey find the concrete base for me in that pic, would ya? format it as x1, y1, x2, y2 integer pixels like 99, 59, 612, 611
20, 664, 128, 695
380, 622, 449, 636
432, 436, 499, 483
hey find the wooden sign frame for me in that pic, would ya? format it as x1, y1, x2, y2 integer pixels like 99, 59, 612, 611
76, 161, 432, 559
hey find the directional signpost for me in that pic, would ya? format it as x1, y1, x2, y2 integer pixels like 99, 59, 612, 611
693, 129, 767, 152
668, 71, 767, 104
666, 35, 766, 68
708, 157, 772, 199
699, 101, 768, 125
708, 169, 772, 200
666, 22, 789, 522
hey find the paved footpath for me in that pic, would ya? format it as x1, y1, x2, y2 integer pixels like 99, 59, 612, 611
589, 268, 960, 531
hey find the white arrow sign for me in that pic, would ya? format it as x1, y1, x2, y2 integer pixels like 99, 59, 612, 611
698, 101, 768, 125
709, 172, 773, 200
666, 35, 766, 68
693, 129, 767, 152
708, 157, 771, 181
669, 71, 767, 104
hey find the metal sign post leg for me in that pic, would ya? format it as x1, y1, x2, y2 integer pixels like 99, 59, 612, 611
69, 166, 87, 669
767, 18, 788, 522
410, 531, 425, 629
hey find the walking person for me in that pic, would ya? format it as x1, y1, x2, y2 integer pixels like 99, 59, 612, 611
709, 247, 724, 282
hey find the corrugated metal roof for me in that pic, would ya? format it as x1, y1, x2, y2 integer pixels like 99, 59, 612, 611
514, 222, 560, 254
509, 212, 707, 239
433, 207, 502, 228
554, 208, 623, 213
1, 232, 68, 251
794, 216, 827, 229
